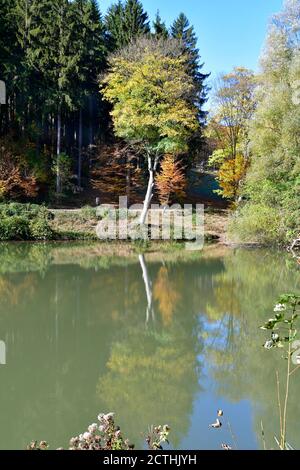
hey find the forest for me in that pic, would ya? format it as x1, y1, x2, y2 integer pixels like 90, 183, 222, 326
0, 0, 299, 246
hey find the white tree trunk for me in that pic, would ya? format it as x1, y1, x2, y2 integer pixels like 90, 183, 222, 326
139, 154, 159, 225
139, 254, 154, 323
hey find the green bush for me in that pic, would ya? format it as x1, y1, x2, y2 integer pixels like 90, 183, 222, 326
80, 205, 97, 222
29, 218, 53, 241
229, 203, 285, 245
0, 216, 30, 241
0, 203, 53, 241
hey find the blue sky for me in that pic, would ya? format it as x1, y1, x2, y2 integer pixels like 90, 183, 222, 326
98, 0, 284, 80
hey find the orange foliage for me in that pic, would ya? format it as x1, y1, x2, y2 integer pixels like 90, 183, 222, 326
155, 154, 186, 206
91, 143, 144, 200
153, 266, 181, 326
0, 145, 38, 199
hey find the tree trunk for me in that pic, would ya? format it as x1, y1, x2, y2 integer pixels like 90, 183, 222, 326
139, 154, 159, 225
139, 254, 154, 324
56, 108, 61, 194
88, 95, 93, 145
78, 108, 83, 189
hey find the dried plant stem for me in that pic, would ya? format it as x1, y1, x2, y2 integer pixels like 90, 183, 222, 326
289, 364, 300, 377
261, 421, 266, 450
276, 370, 283, 448
281, 327, 292, 450
227, 421, 238, 450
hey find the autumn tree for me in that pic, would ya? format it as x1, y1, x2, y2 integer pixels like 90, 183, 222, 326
214, 154, 249, 201
91, 143, 144, 203
102, 37, 199, 224
0, 143, 38, 200
210, 67, 256, 158
156, 154, 186, 206
231, 0, 300, 244
207, 67, 256, 201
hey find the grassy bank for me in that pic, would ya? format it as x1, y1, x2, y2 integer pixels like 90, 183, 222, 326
0, 203, 229, 245
50, 206, 229, 244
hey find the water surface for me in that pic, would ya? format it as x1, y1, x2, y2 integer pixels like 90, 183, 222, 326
0, 242, 299, 450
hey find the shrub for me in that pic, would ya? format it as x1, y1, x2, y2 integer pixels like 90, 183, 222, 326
228, 203, 285, 245
0, 202, 51, 219
0, 216, 30, 241
29, 218, 53, 241
80, 205, 97, 222
0, 203, 53, 241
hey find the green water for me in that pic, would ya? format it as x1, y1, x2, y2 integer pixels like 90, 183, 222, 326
0, 242, 299, 450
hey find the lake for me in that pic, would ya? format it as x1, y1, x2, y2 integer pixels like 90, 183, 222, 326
0, 242, 299, 450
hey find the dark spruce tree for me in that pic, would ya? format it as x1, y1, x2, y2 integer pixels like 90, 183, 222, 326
105, 0, 150, 50
105, 0, 125, 50
123, 0, 150, 43
1, 0, 108, 194
152, 11, 169, 39
23, 0, 92, 193
0, 0, 25, 135
15, 0, 53, 143
71, 0, 107, 187
171, 12, 209, 123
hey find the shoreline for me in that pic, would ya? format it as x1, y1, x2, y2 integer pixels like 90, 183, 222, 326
0, 205, 294, 251
48, 207, 230, 245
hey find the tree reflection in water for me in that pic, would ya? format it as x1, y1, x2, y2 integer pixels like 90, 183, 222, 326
0, 243, 298, 449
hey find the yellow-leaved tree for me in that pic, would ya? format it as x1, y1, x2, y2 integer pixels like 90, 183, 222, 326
215, 154, 249, 200
206, 67, 256, 202
101, 37, 199, 223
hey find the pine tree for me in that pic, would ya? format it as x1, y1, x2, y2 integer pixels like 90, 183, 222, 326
105, 1, 126, 50
1, 0, 108, 194
171, 13, 198, 73
153, 11, 168, 39
0, 0, 20, 80
73, 0, 106, 85
14, 0, 48, 134
123, 0, 150, 44
71, 0, 107, 187
0, 0, 24, 134
171, 13, 208, 121
20, 0, 77, 192
105, 0, 150, 50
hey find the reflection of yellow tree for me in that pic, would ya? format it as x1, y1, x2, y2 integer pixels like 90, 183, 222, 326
206, 273, 241, 322
153, 267, 181, 327
97, 323, 201, 448
0, 274, 37, 307
96, 258, 200, 448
